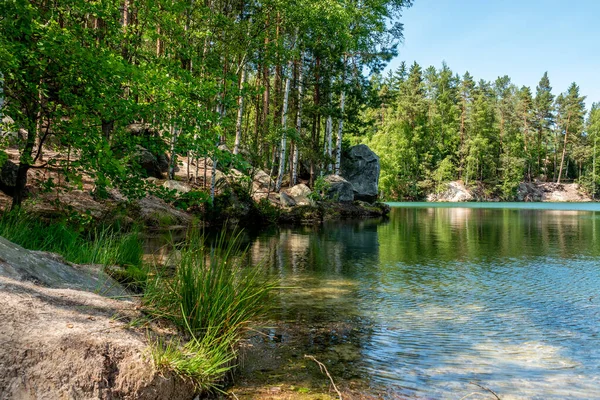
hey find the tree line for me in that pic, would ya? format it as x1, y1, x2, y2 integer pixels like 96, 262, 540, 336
0, 0, 413, 208
359, 62, 600, 200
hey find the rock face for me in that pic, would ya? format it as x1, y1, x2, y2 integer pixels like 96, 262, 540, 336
0, 236, 127, 296
427, 181, 473, 202
0, 237, 195, 399
517, 182, 592, 202
279, 192, 296, 207
135, 195, 192, 227
340, 144, 380, 202
324, 175, 354, 202
162, 180, 191, 194
134, 145, 166, 179
285, 184, 312, 206
251, 170, 275, 202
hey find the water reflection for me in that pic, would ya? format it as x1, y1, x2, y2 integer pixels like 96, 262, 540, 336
239, 206, 600, 398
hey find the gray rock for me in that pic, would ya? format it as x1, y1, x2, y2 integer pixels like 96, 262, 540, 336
324, 175, 354, 202
517, 182, 543, 202
134, 145, 163, 178
0, 159, 18, 192
0, 236, 128, 297
253, 169, 274, 189
279, 191, 296, 207
340, 144, 380, 202
162, 180, 191, 194
156, 153, 170, 173
427, 181, 473, 202
285, 183, 312, 206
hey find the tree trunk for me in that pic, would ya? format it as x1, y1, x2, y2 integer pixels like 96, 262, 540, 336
334, 57, 347, 174
233, 66, 246, 155
557, 114, 571, 184
168, 124, 178, 180
276, 56, 294, 192
292, 53, 304, 186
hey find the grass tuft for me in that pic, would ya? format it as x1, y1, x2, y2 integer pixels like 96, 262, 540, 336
145, 228, 275, 387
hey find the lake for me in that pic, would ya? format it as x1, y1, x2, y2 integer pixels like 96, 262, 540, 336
232, 203, 600, 399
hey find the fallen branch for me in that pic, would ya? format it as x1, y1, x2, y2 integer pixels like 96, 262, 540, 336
469, 381, 501, 400
304, 355, 343, 400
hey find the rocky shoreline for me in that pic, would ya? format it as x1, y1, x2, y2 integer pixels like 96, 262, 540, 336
427, 180, 593, 203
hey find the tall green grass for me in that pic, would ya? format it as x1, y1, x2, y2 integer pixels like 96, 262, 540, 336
145, 229, 275, 389
0, 211, 145, 284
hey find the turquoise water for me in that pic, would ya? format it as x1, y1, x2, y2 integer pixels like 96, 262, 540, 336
241, 203, 600, 399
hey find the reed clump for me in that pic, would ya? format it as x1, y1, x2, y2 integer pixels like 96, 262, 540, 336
144, 229, 275, 390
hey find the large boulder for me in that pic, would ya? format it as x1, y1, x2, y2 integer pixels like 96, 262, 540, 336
324, 175, 354, 202
285, 183, 312, 206
279, 191, 296, 207
0, 237, 194, 399
0, 236, 127, 296
340, 144, 380, 202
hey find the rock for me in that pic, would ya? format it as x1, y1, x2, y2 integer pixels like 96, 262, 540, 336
157, 153, 170, 173
324, 175, 354, 202
279, 192, 296, 207
0, 236, 194, 399
0, 236, 127, 297
135, 195, 192, 227
285, 184, 312, 206
134, 145, 163, 179
162, 180, 191, 194
251, 170, 274, 202
427, 181, 473, 202
253, 169, 274, 189
517, 182, 543, 202
340, 144, 380, 202
0, 159, 18, 195
32, 190, 108, 220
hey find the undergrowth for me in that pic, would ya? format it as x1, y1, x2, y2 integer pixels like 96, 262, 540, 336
0, 210, 146, 287
0, 210, 272, 392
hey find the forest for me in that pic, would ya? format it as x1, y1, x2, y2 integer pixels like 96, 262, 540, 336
1, 0, 599, 208
0, 0, 412, 209
360, 64, 600, 200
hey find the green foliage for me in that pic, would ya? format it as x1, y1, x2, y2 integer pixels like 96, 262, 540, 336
151, 333, 236, 392
173, 190, 210, 212
432, 156, 455, 193
0, 210, 144, 273
362, 62, 594, 200
308, 176, 331, 202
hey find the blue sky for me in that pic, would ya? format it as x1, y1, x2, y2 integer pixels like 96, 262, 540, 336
388, 0, 600, 108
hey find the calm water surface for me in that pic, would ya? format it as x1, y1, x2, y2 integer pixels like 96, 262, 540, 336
239, 203, 600, 399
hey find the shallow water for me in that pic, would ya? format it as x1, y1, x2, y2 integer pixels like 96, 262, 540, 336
238, 203, 600, 399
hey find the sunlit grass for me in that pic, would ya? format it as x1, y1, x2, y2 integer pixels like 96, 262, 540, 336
0, 210, 146, 287
145, 228, 275, 387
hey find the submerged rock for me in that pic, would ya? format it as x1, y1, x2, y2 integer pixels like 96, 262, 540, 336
340, 144, 380, 202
